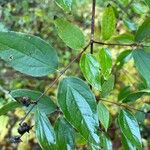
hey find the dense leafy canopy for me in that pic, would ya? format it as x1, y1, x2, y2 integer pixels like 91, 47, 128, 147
0, 0, 150, 149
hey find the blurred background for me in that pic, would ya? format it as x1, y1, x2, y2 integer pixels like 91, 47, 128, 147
0, 0, 150, 149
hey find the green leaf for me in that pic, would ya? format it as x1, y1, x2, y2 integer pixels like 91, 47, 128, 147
98, 48, 112, 80
54, 117, 75, 150
122, 89, 150, 103
57, 77, 99, 144
55, 0, 72, 11
144, 0, 150, 8
0, 31, 58, 77
97, 102, 109, 131
54, 18, 85, 49
118, 110, 142, 150
100, 133, 112, 150
80, 53, 101, 90
101, 5, 116, 40
135, 18, 150, 42
116, 50, 132, 69
101, 74, 115, 98
10, 89, 57, 114
122, 134, 136, 150
75, 132, 87, 146
135, 107, 146, 124
35, 110, 56, 150
132, 49, 150, 87
89, 143, 101, 150
0, 101, 21, 116
118, 86, 131, 101
0, 22, 8, 32
123, 19, 137, 31
113, 33, 135, 44
131, 3, 148, 14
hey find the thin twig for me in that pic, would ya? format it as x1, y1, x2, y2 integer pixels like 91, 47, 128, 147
0, 86, 18, 102
100, 98, 146, 114
19, 42, 90, 125
90, 0, 96, 54
93, 40, 150, 47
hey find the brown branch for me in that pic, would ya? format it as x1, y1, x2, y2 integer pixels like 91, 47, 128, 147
93, 40, 150, 47
90, 0, 96, 54
19, 42, 90, 125
100, 98, 146, 114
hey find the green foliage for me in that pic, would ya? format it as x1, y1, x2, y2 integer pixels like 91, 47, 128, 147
54, 117, 75, 150
135, 18, 150, 42
101, 74, 115, 98
132, 49, 150, 87
121, 134, 136, 150
118, 110, 142, 150
35, 110, 56, 150
100, 133, 112, 150
101, 5, 116, 40
97, 102, 110, 131
10, 89, 57, 114
80, 53, 101, 90
0, 0, 150, 149
57, 77, 99, 144
55, 0, 73, 12
0, 32, 58, 77
116, 50, 132, 69
113, 33, 135, 44
54, 18, 85, 49
122, 89, 150, 103
144, 0, 150, 8
98, 48, 112, 80
0, 101, 21, 116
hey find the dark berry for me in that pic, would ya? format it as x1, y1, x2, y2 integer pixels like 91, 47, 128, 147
18, 122, 32, 135
10, 136, 22, 144
20, 97, 31, 107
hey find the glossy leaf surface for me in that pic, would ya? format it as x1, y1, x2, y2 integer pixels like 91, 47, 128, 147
35, 110, 56, 149
100, 133, 112, 150
101, 74, 115, 98
118, 110, 142, 150
135, 18, 150, 42
122, 89, 150, 103
80, 53, 101, 90
132, 49, 150, 87
97, 102, 109, 131
98, 48, 112, 80
0, 32, 58, 76
55, 117, 75, 150
122, 133, 136, 150
54, 18, 85, 49
58, 77, 99, 144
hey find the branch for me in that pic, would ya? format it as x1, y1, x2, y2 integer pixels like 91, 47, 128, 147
0, 86, 18, 102
19, 42, 91, 125
90, 0, 96, 54
100, 98, 146, 114
93, 40, 150, 47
